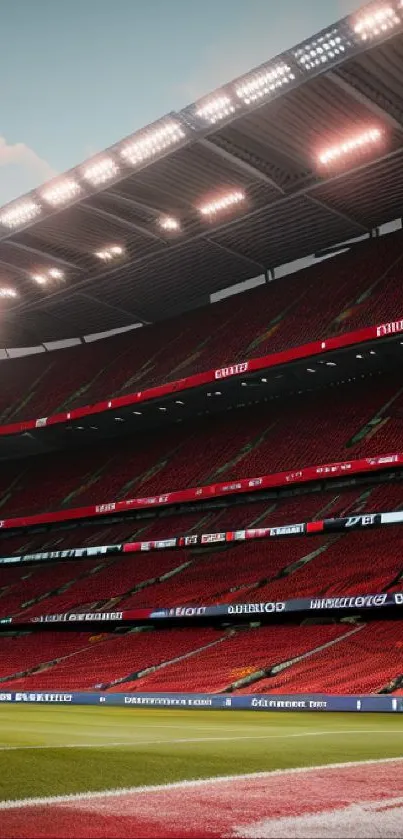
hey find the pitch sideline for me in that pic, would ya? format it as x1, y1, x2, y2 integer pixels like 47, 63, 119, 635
1, 756, 402, 810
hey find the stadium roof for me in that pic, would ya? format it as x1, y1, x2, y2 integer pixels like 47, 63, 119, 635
1, 1, 403, 346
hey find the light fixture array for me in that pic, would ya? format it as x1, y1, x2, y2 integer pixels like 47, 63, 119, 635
95, 245, 125, 261
318, 127, 383, 165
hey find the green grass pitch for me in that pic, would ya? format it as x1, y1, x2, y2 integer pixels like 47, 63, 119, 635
0, 706, 402, 803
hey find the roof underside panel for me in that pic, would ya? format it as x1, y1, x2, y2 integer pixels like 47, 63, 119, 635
1, 25, 403, 344
210, 195, 360, 268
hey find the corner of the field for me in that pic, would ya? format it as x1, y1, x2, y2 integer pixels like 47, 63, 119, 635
1, 756, 403, 810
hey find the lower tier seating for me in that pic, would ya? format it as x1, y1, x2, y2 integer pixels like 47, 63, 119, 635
1, 620, 401, 696
241, 621, 403, 695
0, 628, 221, 691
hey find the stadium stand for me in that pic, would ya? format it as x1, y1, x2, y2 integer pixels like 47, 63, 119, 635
0, 479, 401, 618
0, 230, 402, 426
0, 371, 402, 520
242, 621, 403, 695
1, 231, 403, 700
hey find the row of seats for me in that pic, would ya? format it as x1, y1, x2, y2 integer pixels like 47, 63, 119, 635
0, 628, 222, 690
1, 619, 401, 696
241, 621, 403, 695
0, 230, 402, 425
1, 371, 402, 519
0, 479, 401, 620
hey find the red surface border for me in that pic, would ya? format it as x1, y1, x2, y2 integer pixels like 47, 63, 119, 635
1, 317, 402, 438
0, 452, 400, 531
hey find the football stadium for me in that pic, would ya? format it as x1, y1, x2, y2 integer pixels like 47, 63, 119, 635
1, 1, 403, 836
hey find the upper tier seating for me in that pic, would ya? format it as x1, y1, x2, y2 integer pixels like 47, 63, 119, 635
0, 230, 402, 425
1, 372, 402, 520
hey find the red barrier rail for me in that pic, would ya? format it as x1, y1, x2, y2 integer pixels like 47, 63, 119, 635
0, 452, 401, 532
1, 317, 402, 438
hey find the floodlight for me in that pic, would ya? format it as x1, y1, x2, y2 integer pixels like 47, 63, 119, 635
195, 94, 235, 124
48, 267, 64, 280
95, 244, 124, 261
199, 190, 245, 217
0, 288, 18, 299
159, 216, 180, 231
353, 5, 401, 41
95, 249, 111, 261
41, 178, 81, 207
235, 63, 295, 105
318, 127, 383, 165
120, 121, 185, 166
0, 200, 40, 229
32, 267, 64, 285
294, 28, 350, 70
83, 156, 119, 185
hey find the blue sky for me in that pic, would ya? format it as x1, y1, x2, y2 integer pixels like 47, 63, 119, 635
1, 0, 362, 206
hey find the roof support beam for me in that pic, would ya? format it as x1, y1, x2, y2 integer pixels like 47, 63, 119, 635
200, 135, 368, 231
3, 241, 82, 271
78, 292, 151, 325
103, 191, 162, 218
327, 71, 403, 133
198, 138, 284, 193
0, 257, 34, 280
206, 238, 268, 273
79, 203, 165, 243
9, 145, 402, 320
304, 195, 369, 233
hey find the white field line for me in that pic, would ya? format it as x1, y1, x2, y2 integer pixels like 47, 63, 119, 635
0, 728, 402, 752
1, 756, 403, 810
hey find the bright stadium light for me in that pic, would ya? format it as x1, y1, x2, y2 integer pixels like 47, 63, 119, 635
0, 287, 18, 299
95, 244, 124, 261
318, 127, 383, 165
32, 267, 64, 285
199, 190, 246, 217
195, 94, 235, 124
82, 156, 119, 185
159, 216, 180, 231
235, 62, 295, 105
41, 178, 81, 207
0, 200, 41, 229
48, 267, 64, 280
120, 121, 185, 166
294, 28, 350, 70
353, 5, 401, 41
